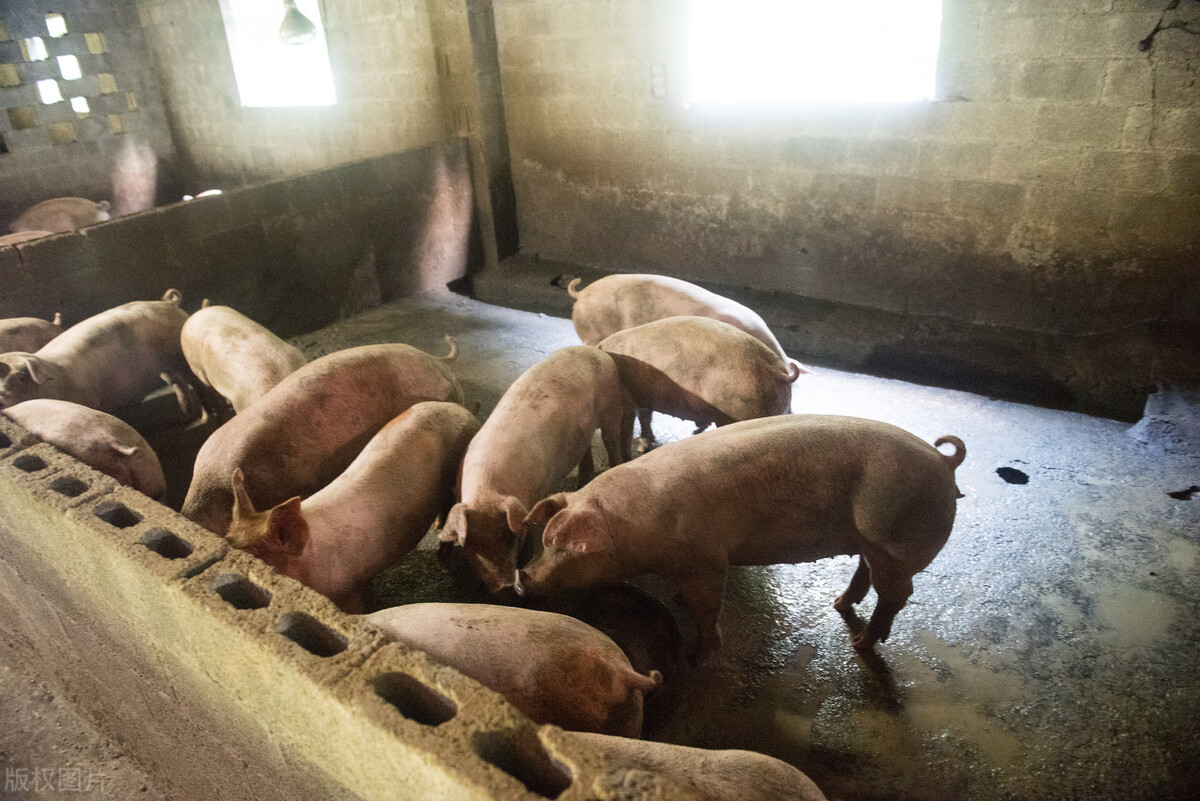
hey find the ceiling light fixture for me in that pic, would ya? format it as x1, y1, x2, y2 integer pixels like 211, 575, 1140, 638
279, 0, 316, 45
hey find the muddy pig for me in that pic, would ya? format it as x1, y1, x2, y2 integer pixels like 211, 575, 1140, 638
438, 346, 631, 593
568, 274, 800, 366
516, 414, 966, 659
0, 231, 53, 246
226, 402, 479, 612
183, 340, 463, 536
0, 290, 190, 414
555, 731, 829, 801
181, 303, 307, 414
0, 313, 62, 354
11, 197, 110, 233
365, 602, 661, 738
598, 315, 801, 444
2, 399, 166, 498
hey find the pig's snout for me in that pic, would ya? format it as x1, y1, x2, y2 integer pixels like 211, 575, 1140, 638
513, 569, 527, 597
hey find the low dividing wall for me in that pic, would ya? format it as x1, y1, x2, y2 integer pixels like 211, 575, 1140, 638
0, 414, 684, 800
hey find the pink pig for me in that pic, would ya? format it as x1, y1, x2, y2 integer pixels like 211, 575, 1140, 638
516, 414, 966, 659
598, 316, 801, 444
437, 345, 631, 593
181, 303, 307, 414
365, 602, 661, 737
226, 402, 478, 612
0, 313, 62, 355
10, 197, 110, 233
183, 341, 463, 536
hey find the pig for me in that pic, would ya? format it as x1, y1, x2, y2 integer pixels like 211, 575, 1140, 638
515, 414, 966, 659
181, 303, 307, 414
225, 402, 479, 612
437, 346, 631, 593
555, 731, 829, 801
0, 313, 62, 354
1, 399, 166, 499
0, 231, 53, 246
10, 197, 110, 233
597, 316, 801, 445
364, 603, 662, 738
0, 290, 191, 414
568, 273, 801, 369
182, 340, 464, 536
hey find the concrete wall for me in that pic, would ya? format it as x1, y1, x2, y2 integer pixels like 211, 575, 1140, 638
0, 0, 181, 228
0, 139, 479, 339
494, 0, 1200, 337
0, 414, 695, 801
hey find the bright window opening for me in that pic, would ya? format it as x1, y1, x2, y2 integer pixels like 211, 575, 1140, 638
70, 96, 89, 115
58, 54, 81, 80
36, 78, 62, 104
688, 0, 943, 107
217, 0, 336, 107
22, 37, 48, 62
45, 13, 68, 37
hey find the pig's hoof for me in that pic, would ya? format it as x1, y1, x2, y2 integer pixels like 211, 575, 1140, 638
833, 594, 854, 612
851, 631, 877, 651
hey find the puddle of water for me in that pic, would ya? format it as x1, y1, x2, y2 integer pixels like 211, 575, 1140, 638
1093, 583, 1177, 648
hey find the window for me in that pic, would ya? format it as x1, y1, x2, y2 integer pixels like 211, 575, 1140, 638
687, 0, 943, 107
218, 0, 336, 108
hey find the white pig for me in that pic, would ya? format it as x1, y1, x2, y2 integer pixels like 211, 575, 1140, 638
365, 603, 662, 738
10, 197, 110, 233
555, 731, 829, 801
598, 316, 801, 444
516, 415, 966, 659
437, 346, 631, 593
0, 290, 190, 414
2, 399, 166, 498
183, 341, 464, 537
181, 303, 307, 414
0, 313, 62, 354
226, 402, 479, 612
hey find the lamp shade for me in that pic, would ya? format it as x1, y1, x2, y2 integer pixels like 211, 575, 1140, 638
279, 0, 317, 45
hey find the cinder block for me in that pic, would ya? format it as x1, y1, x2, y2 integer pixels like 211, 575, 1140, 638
1102, 59, 1152, 106
949, 180, 1026, 223
1025, 186, 1114, 231
1034, 105, 1127, 148
1154, 108, 1200, 151
1080, 150, 1167, 195
1016, 60, 1103, 102
1111, 194, 1200, 249
1167, 153, 1200, 196
0, 415, 38, 457
991, 143, 1083, 185
916, 141, 996, 179
0, 441, 120, 508
873, 176, 952, 215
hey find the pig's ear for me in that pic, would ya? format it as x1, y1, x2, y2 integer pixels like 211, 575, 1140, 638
438, 503, 467, 545
527, 493, 569, 531
267, 497, 308, 556
501, 496, 530, 535
230, 468, 257, 518
553, 501, 614, 554
19, 356, 44, 384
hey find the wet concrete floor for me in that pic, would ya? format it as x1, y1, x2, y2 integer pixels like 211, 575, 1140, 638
279, 290, 1200, 801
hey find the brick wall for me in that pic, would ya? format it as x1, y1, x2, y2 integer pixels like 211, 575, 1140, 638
0, 0, 180, 229
495, 0, 1200, 335
135, 0, 451, 188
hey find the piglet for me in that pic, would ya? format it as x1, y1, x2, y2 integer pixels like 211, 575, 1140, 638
0, 313, 62, 355
0, 231, 53, 246
226, 402, 479, 612
364, 602, 661, 738
598, 315, 801, 444
11, 197, 110, 233
183, 340, 463, 536
516, 414, 966, 659
556, 731, 829, 801
2, 399, 166, 499
181, 303, 307, 414
438, 345, 631, 593
0, 289, 190, 414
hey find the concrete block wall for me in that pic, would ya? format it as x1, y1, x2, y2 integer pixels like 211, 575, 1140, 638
134, 0, 450, 189
0, 138, 479, 339
0, 395, 702, 800
0, 0, 180, 227
493, 0, 1200, 337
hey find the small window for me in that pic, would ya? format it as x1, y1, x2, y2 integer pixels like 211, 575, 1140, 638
217, 0, 336, 107
36, 78, 63, 104
688, 0, 943, 107
45, 13, 68, 37
70, 96, 89, 115
21, 36, 48, 62
58, 54, 81, 80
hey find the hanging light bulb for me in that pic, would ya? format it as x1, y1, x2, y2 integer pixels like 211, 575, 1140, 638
279, 0, 317, 45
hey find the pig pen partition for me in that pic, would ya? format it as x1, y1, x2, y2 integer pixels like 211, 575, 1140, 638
0, 413, 681, 800
0, 137, 482, 337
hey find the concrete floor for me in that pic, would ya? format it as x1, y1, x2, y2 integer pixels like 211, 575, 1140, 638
4, 289, 1197, 801
287, 291, 1200, 801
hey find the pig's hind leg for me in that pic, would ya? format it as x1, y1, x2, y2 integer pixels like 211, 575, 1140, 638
833, 555, 871, 612
851, 557, 913, 650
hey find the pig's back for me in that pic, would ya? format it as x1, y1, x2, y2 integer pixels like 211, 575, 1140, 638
0, 318, 61, 353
